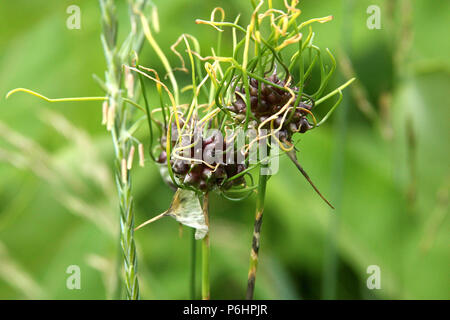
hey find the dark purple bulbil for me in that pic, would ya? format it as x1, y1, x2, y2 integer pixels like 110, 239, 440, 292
228, 72, 314, 141
156, 120, 246, 192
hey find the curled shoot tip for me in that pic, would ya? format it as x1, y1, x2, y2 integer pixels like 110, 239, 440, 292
316, 90, 343, 127
252, 0, 265, 17
140, 12, 179, 104
275, 32, 303, 51
299, 15, 333, 30
321, 15, 333, 23
128, 65, 181, 131
211, 7, 225, 23
284, 0, 299, 11
6, 87, 145, 112
315, 77, 355, 106
190, 50, 234, 64
204, 63, 219, 89
195, 6, 226, 31
170, 35, 190, 74
170, 34, 201, 77
195, 19, 224, 32
6, 87, 107, 102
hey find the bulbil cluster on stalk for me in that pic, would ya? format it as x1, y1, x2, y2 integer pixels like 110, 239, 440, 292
156, 118, 246, 192
229, 71, 315, 142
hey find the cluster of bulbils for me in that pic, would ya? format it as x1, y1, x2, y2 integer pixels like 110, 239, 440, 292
156, 71, 315, 193
228, 72, 314, 142
156, 119, 246, 192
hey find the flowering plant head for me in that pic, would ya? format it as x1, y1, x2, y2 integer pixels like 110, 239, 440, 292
133, 0, 353, 204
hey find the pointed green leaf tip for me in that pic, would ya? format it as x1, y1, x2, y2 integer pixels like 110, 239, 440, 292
135, 189, 208, 240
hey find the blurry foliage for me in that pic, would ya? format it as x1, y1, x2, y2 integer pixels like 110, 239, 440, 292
0, 0, 448, 299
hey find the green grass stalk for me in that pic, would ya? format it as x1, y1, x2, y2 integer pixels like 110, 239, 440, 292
201, 193, 210, 300
190, 228, 197, 299
246, 153, 269, 300
100, 0, 140, 300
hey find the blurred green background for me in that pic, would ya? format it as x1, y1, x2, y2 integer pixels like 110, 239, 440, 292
0, 0, 448, 299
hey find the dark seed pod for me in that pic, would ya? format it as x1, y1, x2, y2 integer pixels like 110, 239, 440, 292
156, 117, 248, 192
229, 71, 315, 141
157, 150, 167, 164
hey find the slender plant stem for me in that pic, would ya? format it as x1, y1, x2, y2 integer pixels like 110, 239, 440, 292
114, 223, 124, 299
100, 0, 140, 300
116, 159, 139, 299
190, 228, 197, 299
201, 193, 210, 300
246, 152, 269, 300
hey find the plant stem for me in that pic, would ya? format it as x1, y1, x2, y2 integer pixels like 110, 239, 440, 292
190, 228, 197, 299
116, 159, 139, 299
100, 0, 140, 300
201, 193, 210, 300
114, 223, 124, 299
246, 157, 269, 300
